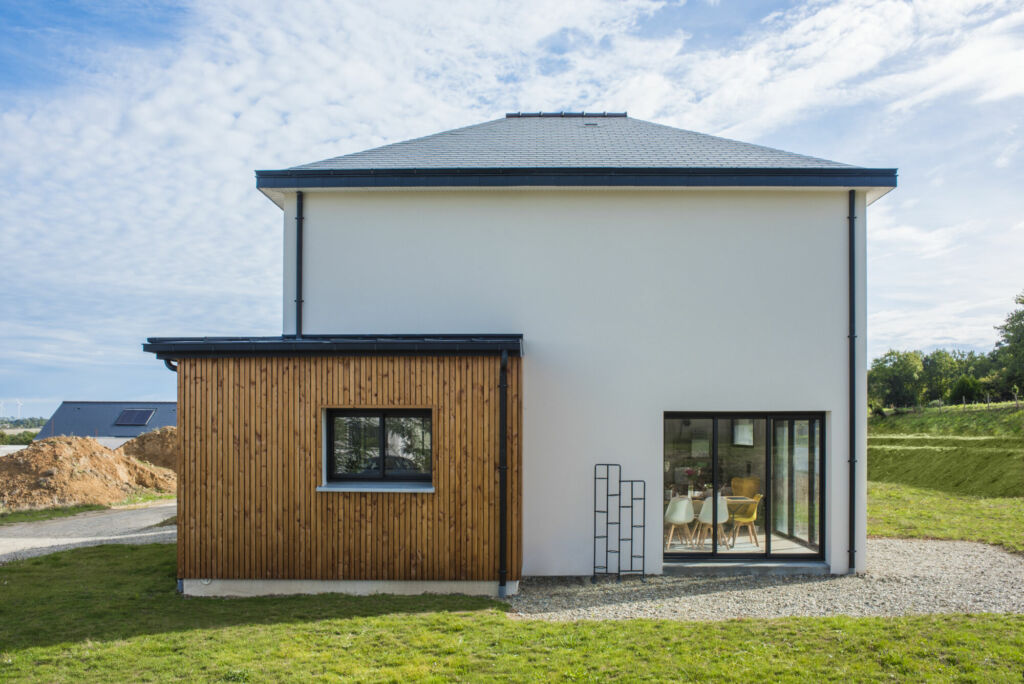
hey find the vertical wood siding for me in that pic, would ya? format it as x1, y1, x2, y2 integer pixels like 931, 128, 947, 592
176, 355, 522, 581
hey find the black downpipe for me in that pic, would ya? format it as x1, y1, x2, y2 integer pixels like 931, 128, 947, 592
295, 191, 304, 337
848, 189, 857, 573
497, 350, 509, 597
163, 359, 178, 373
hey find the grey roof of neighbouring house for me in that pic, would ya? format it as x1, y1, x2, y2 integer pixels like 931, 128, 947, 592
255, 112, 896, 198
291, 113, 854, 171
35, 401, 176, 447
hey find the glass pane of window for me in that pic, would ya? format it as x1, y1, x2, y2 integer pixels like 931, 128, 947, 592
772, 418, 822, 554
663, 417, 713, 555
385, 415, 432, 478
717, 418, 767, 555
332, 415, 381, 478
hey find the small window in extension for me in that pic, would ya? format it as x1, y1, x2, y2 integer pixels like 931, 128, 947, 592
115, 409, 155, 426
327, 410, 432, 482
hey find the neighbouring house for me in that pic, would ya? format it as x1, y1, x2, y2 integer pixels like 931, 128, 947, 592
144, 112, 896, 597
35, 401, 177, 449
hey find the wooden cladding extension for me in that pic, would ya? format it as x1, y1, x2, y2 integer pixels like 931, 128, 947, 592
176, 355, 522, 582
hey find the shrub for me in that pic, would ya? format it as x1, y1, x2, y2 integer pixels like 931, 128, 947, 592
928, 399, 944, 408
948, 375, 981, 404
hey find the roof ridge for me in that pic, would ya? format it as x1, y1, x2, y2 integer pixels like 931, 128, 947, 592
505, 112, 626, 118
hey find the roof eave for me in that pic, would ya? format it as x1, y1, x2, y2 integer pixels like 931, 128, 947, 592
255, 166, 898, 192
143, 335, 525, 359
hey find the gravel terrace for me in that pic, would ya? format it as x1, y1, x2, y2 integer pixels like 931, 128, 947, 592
0, 500, 176, 564
506, 538, 1024, 621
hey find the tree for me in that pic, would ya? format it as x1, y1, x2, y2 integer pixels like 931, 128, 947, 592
921, 349, 959, 402
948, 374, 981, 404
868, 349, 925, 407
994, 290, 1024, 395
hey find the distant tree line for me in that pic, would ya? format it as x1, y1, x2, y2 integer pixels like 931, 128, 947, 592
869, 291, 1024, 408
0, 417, 46, 429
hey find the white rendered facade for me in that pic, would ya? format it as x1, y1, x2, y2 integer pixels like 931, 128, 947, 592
279, 187, 871, 575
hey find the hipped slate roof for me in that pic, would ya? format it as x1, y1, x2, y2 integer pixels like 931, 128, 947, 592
256, 112, 897, 191
294, 113, 851, 170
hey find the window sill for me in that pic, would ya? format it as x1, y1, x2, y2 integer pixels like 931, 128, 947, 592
316, 482, 435, 494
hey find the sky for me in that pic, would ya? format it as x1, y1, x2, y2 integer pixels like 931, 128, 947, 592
1, 0, 1022, 418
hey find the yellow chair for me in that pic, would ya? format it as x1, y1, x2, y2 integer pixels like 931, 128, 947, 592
731, 476, 761, 499
729, 494, 763, 548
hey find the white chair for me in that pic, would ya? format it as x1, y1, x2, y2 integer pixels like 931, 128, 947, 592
664, 497, 695, 551
694, 495, 730, 549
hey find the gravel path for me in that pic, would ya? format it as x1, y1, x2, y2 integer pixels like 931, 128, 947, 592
507, 538, 1024, 621
0, 500, 176, 563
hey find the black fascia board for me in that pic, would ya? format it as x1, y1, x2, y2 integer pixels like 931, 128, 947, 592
143, 335, 524, 359
255, 166, 898, 190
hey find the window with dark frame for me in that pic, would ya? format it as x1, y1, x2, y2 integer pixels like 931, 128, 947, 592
327, 409, 432, 482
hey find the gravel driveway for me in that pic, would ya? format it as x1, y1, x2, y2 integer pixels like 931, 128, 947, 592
507, 538, 1024, 621
0, 500, 176, 564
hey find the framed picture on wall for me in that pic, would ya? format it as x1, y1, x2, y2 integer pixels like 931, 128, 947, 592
733, 419, 754, 446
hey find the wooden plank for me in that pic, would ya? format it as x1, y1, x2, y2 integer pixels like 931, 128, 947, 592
178, 355, 523, 582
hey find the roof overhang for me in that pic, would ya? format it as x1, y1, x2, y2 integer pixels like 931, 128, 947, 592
144, 335, 524, 359
256, 166, 897, 206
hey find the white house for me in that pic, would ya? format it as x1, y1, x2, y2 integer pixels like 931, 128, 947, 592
146, 112, 895, 596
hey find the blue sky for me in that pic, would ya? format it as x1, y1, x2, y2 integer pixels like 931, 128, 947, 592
1, 0, 1023, 418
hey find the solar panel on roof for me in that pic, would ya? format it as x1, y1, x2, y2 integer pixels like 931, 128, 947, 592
115, 409, 155, 426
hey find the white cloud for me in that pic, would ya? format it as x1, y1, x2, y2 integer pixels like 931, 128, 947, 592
1, 0, 1023, 405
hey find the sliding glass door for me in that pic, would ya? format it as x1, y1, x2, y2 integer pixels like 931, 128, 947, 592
664, 413, 823, 560
771, 418, 821, 554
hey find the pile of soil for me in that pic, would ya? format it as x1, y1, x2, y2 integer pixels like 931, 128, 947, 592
0, 436, 176, 512
117, 426, 178, 472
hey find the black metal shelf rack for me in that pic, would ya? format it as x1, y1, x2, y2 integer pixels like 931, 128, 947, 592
593, 463, 646, 580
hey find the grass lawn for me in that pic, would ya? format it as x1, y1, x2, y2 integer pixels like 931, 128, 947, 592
866, 406, 1023, 554
0, 545, 1021, 682
867, 481, 1024, 553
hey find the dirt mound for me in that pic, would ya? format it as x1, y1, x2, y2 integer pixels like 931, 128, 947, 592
0, 436, 176, 512
117, 426, 178, 472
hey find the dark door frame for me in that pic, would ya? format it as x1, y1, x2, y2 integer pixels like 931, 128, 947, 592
663, 411, 826, 562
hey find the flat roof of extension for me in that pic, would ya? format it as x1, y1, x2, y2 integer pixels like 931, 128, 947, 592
256, 112, 897, 201
144, 335, 524, 359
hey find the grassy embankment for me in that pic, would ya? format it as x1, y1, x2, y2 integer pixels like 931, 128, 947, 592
867, 405, 1024, 552
0, 544, 1022, 682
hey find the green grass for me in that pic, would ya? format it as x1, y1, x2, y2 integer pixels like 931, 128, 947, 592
867, 435, 1023, 498
118, 490, 177, 506
0, 545, 1022, 682
867, 409, 1024, 553
869, 404, 1023, 436
868, 481, 1024, 553
0, 504, 107, 526
0, 492, 175, 526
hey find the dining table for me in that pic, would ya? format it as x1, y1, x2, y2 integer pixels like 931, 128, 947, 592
687, 494, 757, 516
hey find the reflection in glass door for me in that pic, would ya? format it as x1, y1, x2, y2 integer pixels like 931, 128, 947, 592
716, 418, 766, 555
771, 418, 821, 554
664, 413, 823, 560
